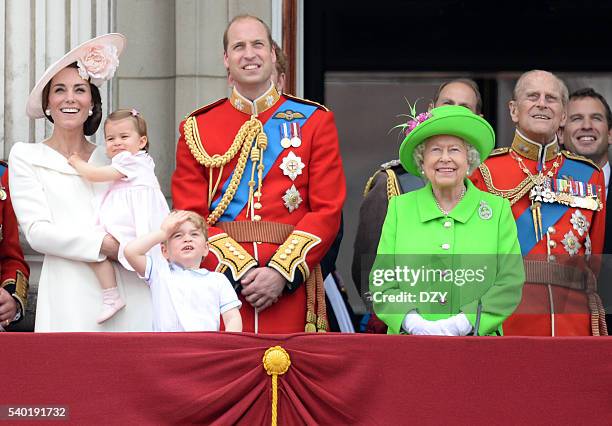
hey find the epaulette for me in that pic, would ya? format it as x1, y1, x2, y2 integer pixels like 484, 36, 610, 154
283, 93, 329, 112
561, 150, 600, 171
362, 167, 402, 199
185, 98, 227, 119
379, 159, 402, 170
489, 147, 509, 157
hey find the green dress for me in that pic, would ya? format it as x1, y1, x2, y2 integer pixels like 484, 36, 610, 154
370, 179, 524, 335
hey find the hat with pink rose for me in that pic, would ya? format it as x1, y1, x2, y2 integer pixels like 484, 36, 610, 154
26, 33, 126, 119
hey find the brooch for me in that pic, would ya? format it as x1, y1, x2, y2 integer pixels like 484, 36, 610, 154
478, 201, 492, 220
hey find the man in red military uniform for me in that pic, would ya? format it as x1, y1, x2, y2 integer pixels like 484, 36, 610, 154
471, 70, 607, 335
171, 15, 345, 333
0, 162, 29, 331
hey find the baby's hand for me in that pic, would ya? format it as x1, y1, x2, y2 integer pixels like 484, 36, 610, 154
160, 210, 192, 238
67, 152, 84, 167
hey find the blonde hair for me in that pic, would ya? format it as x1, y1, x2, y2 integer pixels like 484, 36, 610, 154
173, 210, 208, 240
105, 108, 149, 151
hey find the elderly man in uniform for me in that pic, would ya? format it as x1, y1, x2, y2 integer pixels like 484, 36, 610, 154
471, 70, 607, 336
172, 15, 345, 333
561, 87, 612, 329
0, 161, 29, 331
353, 78, 483, 333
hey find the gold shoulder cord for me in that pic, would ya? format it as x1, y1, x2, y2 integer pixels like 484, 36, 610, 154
384, 169, 401, 199
362, 169, 401, 200
183, 115, 265, 225
478, 163, 533, 206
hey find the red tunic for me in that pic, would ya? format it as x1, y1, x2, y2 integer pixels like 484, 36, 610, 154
0, 162, 30, 321
172, 86, 346, 333
471, 132, 606, 335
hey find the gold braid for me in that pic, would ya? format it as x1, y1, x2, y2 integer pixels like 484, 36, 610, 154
478, 163, 534, 206
183, 115, 265, 225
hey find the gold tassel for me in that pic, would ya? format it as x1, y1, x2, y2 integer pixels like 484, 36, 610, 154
263, 346, 291, 426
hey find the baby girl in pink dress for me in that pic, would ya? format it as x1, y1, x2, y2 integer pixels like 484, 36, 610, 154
69, 109, 169, 323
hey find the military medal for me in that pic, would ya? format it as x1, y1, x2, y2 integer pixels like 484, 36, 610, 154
0, 186, 6, 201
279, 151, 305, 181
280, 123, 291, 148
478, 201, 492, 220
290, 122, 302, 147
282, 185, 302, 212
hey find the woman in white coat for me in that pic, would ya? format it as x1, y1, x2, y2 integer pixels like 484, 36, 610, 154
9, 34, 152, 331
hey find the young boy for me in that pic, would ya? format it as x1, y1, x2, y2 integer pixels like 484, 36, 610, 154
124, 210, 242, 332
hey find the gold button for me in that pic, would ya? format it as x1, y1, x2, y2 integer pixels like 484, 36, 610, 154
288, 244, 295, 250
548, 240, 556, 248
228, 245, 234, 251
291, 239, 299, 244
253, 215, 261, 221
443, 221, 451, 228
441, 243, 450, 250
280, 253, 287, 260
238, 255, 245, 260
548, 255, 556, 262
285, 248, 292, 254
254, 202, 262, 210
548, 226, 555, 234
225, 242, 231, 248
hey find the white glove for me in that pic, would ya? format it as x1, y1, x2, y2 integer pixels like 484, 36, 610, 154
402, 310, 445, 335
435, 313, 473, 336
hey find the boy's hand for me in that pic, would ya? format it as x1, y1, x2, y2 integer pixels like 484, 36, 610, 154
160, 210, 191, 239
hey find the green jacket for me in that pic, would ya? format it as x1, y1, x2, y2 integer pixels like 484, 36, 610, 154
370, 180, 524, 335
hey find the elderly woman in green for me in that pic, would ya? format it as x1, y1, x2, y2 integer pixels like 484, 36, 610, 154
370, 105, 524, 335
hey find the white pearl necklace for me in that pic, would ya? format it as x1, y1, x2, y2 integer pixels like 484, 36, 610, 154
434, 186, 466, 216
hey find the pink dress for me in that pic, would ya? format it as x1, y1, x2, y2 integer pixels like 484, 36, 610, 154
97, 150, 170, 270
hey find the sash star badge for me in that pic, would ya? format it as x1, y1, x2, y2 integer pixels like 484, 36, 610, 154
280, 151, 305, 181
570, 209, 589, 236
282, 185, 302, 212
561, 230, 581, 256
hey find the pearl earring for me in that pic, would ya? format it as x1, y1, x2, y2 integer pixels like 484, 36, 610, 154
420, 170, 425, 175
45, 109, 51, 116
88, 109, 93, 117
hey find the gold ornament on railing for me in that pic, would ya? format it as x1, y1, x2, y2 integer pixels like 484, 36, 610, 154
263, 346, 291, 426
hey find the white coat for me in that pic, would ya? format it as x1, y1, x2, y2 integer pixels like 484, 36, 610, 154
9, 142, 152, 331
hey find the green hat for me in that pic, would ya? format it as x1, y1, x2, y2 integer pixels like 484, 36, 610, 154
398, 105, 495, 177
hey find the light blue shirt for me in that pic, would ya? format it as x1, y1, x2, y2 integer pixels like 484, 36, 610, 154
143, 254, 242, 332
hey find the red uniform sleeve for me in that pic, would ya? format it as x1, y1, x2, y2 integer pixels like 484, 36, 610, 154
0, 171, 30, 314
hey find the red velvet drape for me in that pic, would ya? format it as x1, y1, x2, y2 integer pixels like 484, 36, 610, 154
2, 333, 611, 424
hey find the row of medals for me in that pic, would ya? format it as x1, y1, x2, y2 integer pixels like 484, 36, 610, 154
529, 174, 601, 211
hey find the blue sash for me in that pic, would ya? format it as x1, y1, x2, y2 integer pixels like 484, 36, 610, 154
516, 157, 596, 255
211, 99, 317, 222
